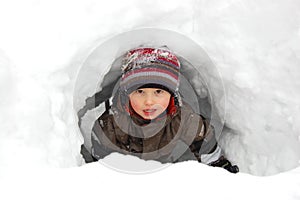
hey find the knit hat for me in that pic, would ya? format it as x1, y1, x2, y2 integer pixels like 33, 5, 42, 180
120, 47, 181, 94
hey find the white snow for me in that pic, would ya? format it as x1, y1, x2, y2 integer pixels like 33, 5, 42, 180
0, 0, 300, 199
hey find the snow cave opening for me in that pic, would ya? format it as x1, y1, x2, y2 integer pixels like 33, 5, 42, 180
74, 28, 231, 173
74, 28, 300, 175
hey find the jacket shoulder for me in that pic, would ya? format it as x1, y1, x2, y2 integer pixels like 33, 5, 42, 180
175, 102, 207, 140
95, 111, 115, 128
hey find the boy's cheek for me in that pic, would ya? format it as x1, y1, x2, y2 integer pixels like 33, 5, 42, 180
130, 101, 141, 112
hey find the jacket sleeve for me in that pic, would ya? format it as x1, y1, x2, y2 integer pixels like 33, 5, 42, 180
189, 116, 239, 173
90, 115, 116, 160
189, 118, 221, 163
80, 112, 116, 163
80, 118, 113, 163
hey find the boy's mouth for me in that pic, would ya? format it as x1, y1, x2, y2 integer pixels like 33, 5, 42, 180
143, 109, 157, 116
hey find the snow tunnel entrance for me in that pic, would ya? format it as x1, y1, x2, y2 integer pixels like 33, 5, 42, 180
73, 28, 227, 173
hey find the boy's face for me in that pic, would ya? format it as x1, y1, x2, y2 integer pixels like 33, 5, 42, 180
129, 88, 171, 120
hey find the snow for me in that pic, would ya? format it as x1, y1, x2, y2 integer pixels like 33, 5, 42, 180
0, 154, 300, 200
0, 0, 300, 199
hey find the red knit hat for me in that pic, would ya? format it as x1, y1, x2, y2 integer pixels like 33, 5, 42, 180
120, 47, 181, 94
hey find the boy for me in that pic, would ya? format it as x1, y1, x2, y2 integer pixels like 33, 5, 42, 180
81, 47, 239, 173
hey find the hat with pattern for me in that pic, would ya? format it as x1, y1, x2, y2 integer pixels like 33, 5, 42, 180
120, 47, 181, 94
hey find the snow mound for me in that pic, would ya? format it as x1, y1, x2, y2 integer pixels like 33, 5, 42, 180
0, 153, 300, 200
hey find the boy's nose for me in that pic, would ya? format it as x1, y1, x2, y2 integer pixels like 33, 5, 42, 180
144, 95, 154, 105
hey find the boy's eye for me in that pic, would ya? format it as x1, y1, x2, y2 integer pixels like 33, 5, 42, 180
136, 89, 144, 94
155, 89, 163, 94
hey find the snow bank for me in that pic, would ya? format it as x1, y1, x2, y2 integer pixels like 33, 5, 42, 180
0, 0, 300, 199
0, 154, 300, 200
198, 0, 300, 175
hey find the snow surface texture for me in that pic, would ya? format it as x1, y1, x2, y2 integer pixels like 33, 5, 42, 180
0, 0, 300, 199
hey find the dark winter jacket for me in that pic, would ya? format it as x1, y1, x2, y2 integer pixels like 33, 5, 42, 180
81, 88, 238, 173
84, 85, 227, 165
81, 96, 239, 173
91, 101, 217, 162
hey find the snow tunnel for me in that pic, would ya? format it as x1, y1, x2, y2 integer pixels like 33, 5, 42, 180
73, 28, 300, 175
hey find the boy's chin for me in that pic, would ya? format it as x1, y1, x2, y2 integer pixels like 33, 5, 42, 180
141, 112, 165, 120
142, 115, 156, 120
